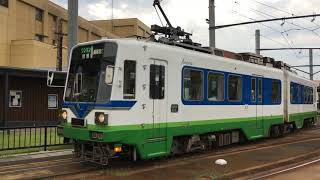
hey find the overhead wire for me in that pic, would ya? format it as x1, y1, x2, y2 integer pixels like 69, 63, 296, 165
230, 10, 296, 48
234, 1, 297, 49
248, 0, 320, 38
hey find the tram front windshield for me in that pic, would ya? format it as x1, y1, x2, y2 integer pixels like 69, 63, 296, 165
64, 42, 117, 103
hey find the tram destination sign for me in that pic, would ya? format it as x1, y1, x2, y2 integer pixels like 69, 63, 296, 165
80, 44, 104, 60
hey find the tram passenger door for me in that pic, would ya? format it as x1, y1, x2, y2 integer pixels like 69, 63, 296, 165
251, 77, 263, 130
256, 78, 263, 129
148, 59, 168, 153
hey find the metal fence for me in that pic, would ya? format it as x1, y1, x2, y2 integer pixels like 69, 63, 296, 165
0, 125, 69, 151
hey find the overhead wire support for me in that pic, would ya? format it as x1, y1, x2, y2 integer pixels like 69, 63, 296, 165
214, 14, 320, 29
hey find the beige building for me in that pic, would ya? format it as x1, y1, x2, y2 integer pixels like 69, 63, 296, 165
0, 0, 151, 70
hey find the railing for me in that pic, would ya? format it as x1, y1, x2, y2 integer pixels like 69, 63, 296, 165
0, 125, 70, 152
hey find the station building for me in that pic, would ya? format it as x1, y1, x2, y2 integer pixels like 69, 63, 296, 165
0, 0, 151, 126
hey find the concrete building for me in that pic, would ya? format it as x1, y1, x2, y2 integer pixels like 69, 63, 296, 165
0, 0, 151, 71
0, 0, 151, 127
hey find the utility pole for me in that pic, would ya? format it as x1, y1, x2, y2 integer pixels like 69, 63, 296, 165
209, 0, 215, 48
255, 29, 260, 55
55, 19, 67, 71
309, 49, 314, 80
68, 0, 78, 62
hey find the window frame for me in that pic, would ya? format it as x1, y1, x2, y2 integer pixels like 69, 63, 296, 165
207, 71, 225, 102
0, 0, 8, 8
227, 74, 243, 102
123, 60, 136, 99
149, 64, 165, 100
48, 94, 58, 109
9, 90, 22, 108
271, 80, 281, 104
251, 78, 256, 102
34, 34, 44, 42
290, 82, 295, 104
182, 68, 204, 101
35, 8, 43, 22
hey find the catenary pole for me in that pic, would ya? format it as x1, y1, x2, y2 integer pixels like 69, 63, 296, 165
309, 49, 314, 80
68, 0, 78, 63
255, 29, 260, 55
209, 0, 215, 48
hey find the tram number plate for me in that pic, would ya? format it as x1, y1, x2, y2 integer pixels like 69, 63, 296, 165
171, 104, 179, 113
71, 118, 85, 127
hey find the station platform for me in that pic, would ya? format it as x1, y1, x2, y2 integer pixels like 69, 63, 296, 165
0, 149, 72, 165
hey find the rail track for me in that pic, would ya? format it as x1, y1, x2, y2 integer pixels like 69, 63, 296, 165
250, 157, 320, 180
1, 126, 320, 180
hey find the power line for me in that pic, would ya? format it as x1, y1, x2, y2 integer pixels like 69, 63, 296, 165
230, 10, 299, 48
250, 0, 294, 16
258, 47, 320, 51
260, 34, 288, 47
249, 0, 320, 35
234, 1, 298, 48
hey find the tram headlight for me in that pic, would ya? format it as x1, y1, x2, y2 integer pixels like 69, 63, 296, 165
95, 112, 108, 125
58, 110, 68, 123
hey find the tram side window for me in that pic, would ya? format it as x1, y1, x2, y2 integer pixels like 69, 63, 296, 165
208, 72, 224, 101
228, 75, 242, 101
304, 87, 314, 104
150, 65, 165, 99
271, 80, 281, 104
297, 85, 301, 103
183, 69, 203, 101
251, 78, 256, 102
290, 83, 300, 104
123, 60, 136, 99
310, 87, 314, 103
290, 83, 294, 103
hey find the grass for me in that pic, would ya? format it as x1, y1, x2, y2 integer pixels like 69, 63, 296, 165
0, 127, 71, 156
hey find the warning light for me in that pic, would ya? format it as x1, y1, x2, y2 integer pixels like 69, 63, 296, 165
114, 146, 122, 153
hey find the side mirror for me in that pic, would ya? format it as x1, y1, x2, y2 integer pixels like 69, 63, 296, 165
105, 65, 114, 85
47, 71, 67, 87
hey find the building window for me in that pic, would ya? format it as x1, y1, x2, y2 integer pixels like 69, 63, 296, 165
183, 68, 203, 101
271, 80, 281, 104
208, 72, 224, 101
35, 8, 43, 21
48, 94, 58, 109
34, 34, 44, 42
228, 75, 242, 101
150, 64, 165, 99
0, 0, 8, 8
9, 90, 22, 108
251, 78, 256, 102
123, 60, 136, 99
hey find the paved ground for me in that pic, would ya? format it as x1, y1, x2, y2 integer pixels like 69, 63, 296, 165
1, 126, 320, 180
51, 127, 320, 180
268, 162, 320, 180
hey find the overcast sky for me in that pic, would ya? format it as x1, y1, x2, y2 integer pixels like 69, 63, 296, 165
51, 0, 320, 79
